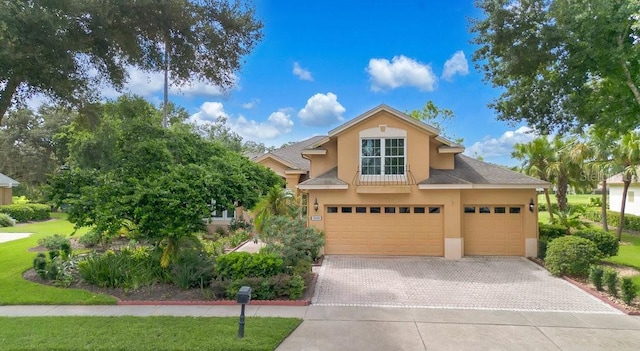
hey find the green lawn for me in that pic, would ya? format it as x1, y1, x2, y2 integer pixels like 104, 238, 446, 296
0, 215, 117, 305
538, 193, 598, 206
605, 233, 640, 286
0, 316, 302, 351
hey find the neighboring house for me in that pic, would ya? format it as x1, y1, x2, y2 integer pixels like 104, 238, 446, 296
606, 171, 640, 216
252, 136, 327, 190
0, 173, 19, 205
294, 104, 549, 259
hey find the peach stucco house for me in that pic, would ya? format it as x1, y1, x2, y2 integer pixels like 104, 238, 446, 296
259, 104, 548, 259
0, 173, 19, 205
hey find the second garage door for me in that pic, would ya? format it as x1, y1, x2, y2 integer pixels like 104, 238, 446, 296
324, 205, 443, 256
464, 205, 524, 256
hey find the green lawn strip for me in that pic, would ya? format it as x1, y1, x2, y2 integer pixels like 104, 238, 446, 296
0, 216, 116, 305
0, 316, 302, 351
605, 233, 640, 270
537, 194, 597, 206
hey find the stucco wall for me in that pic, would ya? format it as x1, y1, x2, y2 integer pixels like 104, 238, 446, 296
609, 184, 640, 216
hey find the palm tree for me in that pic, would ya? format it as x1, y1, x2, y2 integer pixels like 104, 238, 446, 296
512, 136, 555, 220
251, 185, 298, 233
585, 126, 619, 231
613, 131, 640, 240
548, 136, 588, 213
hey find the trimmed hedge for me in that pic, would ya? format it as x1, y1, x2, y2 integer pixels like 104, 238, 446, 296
545, 236, 599, 277
573, 228, 618, 257
538, 223, 568, 259
0, 203, 50, 222
584, 209, 640, 232
0, 213, 14, 227
215, 252, 284, 280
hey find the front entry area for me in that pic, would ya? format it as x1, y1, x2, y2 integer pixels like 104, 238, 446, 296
324, 205, 443, 256
463, 205, 524, 256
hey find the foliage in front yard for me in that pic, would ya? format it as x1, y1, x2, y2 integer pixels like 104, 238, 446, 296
603, 267, 618, 297
261, 215, 325, 265
215, 252, 284, 281
0, 316, 302, 351
588, 265, 604, 291
0, 213, 13, 227
573, 228, 619, 258
584, 209, 640, 233
0, 203, 50, 222
545, 235, 599, 277
621, 278, 638, 305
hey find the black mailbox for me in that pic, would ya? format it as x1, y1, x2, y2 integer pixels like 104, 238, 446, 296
237, 286, 252, 304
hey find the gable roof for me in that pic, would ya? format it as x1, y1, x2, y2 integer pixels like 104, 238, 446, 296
326, 104, 463, 149
0, 173, 19, 188
253, 136, 327, 171
419, 154, 550, 189
605, 167, 640, 185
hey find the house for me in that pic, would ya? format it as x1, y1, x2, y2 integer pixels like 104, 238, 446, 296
293, 104, 549, 259
252, 136, 327, 190
0, 173, 19, 205
606, 171, 640, 216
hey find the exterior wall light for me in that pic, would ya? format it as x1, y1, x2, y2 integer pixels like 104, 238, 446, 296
529, 198, 535, 213
314, 198, 319, 212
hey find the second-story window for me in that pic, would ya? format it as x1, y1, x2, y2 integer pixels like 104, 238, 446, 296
361, 138, 405, 175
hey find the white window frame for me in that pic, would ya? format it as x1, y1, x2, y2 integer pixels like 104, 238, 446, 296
359, 126, 407, 182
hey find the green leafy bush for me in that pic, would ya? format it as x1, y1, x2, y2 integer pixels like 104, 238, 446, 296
545, 236, 599, 277
215, 252, 284, 280
539, 223, 567, 241
589, 197, 602, 208
588, 265, 604, 291
78, 247, 161, 289
537, 240, 548, 260
573, 228, 618, 257
621, 278, 638, 305
229, 217, 253, 232
0, 213, 14, 227
170, 249, 215, 289
0, 203, 50, 222
261, 216, 325, 266
38, 234, 72, 258
584, 210, 640, 232
603, 268, 618, 297
33, 253, 48, 279
216, 273, 306, 301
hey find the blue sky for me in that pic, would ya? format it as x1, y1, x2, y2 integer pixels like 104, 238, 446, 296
93, 1, 536, 166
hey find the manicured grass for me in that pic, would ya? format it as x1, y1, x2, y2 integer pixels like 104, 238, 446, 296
538, 193, 598, 206
0, 215, 117, 305
0, 316, 302, 351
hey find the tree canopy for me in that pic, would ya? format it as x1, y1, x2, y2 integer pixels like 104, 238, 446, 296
0, 0, 262, 126
471, 0, 640, 133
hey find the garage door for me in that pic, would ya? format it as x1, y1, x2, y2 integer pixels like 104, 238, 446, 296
464, 205, 524, 256
324, 205, 443, 256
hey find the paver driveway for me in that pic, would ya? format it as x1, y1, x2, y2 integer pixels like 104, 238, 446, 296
312, 256, 620, 313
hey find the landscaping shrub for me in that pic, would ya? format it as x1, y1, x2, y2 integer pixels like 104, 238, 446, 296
588, 265, 604, 291
78, 230, 102, 248
78, 247, 161, 289
0, 203, 50, 222
539, 223, 567, 241
38, 234, 72, 258
229, 217, 253, 232
603, 268, 618, 297
545, 236, 599, 277
218, 273, 306, 301
215, 252, 284, 280
33, 253, 48, 279
589, 197, 602, 208
261, 216, 325, 266
621, 278, 638, 305
0, 213, 14, 227
537, 240, 548, 260
170, 248, 215, 289
573, 228, 619, 258
585, 210, 640, 232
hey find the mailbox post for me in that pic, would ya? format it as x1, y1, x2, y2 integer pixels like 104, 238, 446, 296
237, 286, 252, 338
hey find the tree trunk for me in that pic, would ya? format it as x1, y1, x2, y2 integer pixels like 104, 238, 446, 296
544, 188, 554, 220
601, 179, 608, 231
556, 175, 568, 212
0, 77, 21, 127
163, 38, 170, 128
617, 179, 631, 241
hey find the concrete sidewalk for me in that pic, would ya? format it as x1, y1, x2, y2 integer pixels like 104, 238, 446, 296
1, 305, 639, 350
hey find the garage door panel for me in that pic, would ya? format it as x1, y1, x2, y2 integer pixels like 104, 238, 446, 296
325, 206, 443, 256
464, 206, 524, 256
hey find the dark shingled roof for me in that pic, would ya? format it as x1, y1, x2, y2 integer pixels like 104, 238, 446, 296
255, 136, 327, 171
419, 154, 548, 186
298, 167, 348, 186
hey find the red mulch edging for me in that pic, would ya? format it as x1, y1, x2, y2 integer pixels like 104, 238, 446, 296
117, 299, 310, 306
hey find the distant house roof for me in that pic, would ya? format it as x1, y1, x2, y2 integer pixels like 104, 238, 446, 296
298, 168, 349, 189
252, 136, 327, 171
418, 155, 550, 189
0, 173, 19, 188
606, 167, 640, 185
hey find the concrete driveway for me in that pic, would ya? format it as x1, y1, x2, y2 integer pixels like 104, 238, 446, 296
312, 256, 619, 313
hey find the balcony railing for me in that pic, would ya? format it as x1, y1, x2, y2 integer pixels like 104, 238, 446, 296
352, 166, 416, 186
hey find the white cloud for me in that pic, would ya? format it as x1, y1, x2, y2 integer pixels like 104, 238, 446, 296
298, 92, 346, 126
366, 55, 437, 92
241, 99, 259, 109
465, 126, 536, 158
191, 102, 293, 140
292, 62, 313, 81
442, 51, 469, 81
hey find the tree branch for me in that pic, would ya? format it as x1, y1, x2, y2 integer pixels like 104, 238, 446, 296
618, 29, 640, 108
0, 77, 21, 126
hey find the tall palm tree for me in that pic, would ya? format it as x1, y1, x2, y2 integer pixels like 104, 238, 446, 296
585, 126, 619, 231
613, 131, 640, 240
251, 185, 298, 233
512, 136, 555, 220
547, 136, 588, 213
